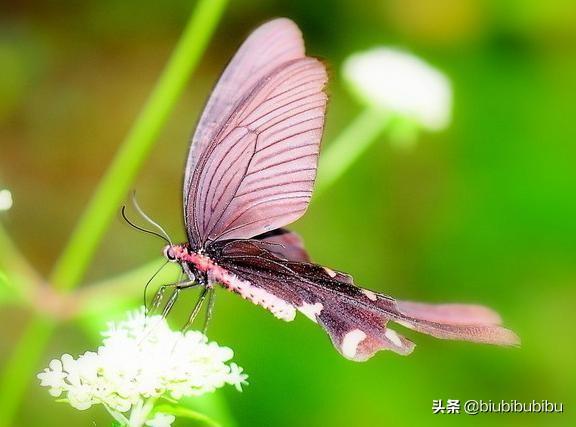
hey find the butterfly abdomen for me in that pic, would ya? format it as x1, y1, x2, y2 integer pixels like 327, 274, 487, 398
219, 272, 297, 322
216, 267, 297, 321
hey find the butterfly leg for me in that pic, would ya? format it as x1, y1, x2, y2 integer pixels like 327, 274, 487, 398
147, 282, 174, 315
147, 279, 196, 317
181, 286, 209, 334
160, 287, 181, 319
202, 287, 216, 335
161, 279, 202, 320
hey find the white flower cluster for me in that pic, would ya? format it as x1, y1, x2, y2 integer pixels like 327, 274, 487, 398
343, 47, 452, 132
0, 189, 12, 211
38, 308, 247, 425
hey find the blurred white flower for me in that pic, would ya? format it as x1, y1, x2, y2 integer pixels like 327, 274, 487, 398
343, 47, 452, 132
0, 189, 13, 211
38, 307, 247, 426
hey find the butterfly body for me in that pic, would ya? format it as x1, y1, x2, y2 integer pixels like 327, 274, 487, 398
166, 242, 298, 321
157, 18, 519, 361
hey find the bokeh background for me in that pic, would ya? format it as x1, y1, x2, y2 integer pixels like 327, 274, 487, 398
1, 0, 575, 426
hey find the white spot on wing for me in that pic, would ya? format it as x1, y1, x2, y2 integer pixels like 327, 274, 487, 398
297, 302, 323, 323
385, 328, 403, 347
341, 329, 367, 359
323, 267, 337, 278
362, 289, 377, 301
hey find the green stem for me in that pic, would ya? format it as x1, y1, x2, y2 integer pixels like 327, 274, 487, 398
315, 107, 389, 196
0, 1, 228, 425
104, 404, 130, 426
128, 398, 156, 427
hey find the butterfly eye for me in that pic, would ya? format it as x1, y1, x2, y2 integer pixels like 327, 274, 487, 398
163, 246, 178, 262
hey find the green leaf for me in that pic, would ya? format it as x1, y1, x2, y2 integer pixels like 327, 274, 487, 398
154, 404, 221, 427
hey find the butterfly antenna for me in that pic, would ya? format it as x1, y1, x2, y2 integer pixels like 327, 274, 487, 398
131, 192, 173, 245
121, 205, 171, 244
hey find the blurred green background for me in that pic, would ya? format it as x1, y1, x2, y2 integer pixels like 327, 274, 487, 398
1, 0, 575, 426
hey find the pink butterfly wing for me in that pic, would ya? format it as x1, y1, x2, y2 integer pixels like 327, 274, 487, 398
186, 19, 304, 156
184, 19, 327, 246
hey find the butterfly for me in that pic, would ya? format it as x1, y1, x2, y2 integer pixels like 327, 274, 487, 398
152, 18, 519, 361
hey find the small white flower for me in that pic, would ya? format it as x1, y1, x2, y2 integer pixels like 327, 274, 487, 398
37, 359, 67, 397
343, 47, 452, 131
38, 307, 247, 426
0, 189, 13, 211
145, 413, 176, 427
228, 363, 249, 392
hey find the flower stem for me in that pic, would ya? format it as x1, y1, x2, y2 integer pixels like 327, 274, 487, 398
128, 398, 156, 427
315, 107, 389, 196
0, 1, 228, 425
104, 404, 130, 426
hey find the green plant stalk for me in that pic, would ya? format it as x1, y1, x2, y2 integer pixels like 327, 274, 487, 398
104, 405, 130, 426
0, 0, 228, 425
128, 397, 156, 427
315, 107, 389, 196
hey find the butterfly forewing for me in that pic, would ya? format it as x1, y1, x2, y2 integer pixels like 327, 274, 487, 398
185, 18, 304, 173
184, 19, 326, 247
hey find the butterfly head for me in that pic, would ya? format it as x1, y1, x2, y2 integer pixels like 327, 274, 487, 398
163, 244, 187, 263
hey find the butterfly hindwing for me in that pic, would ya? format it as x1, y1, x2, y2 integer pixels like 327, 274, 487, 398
253, 228, 310, 262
